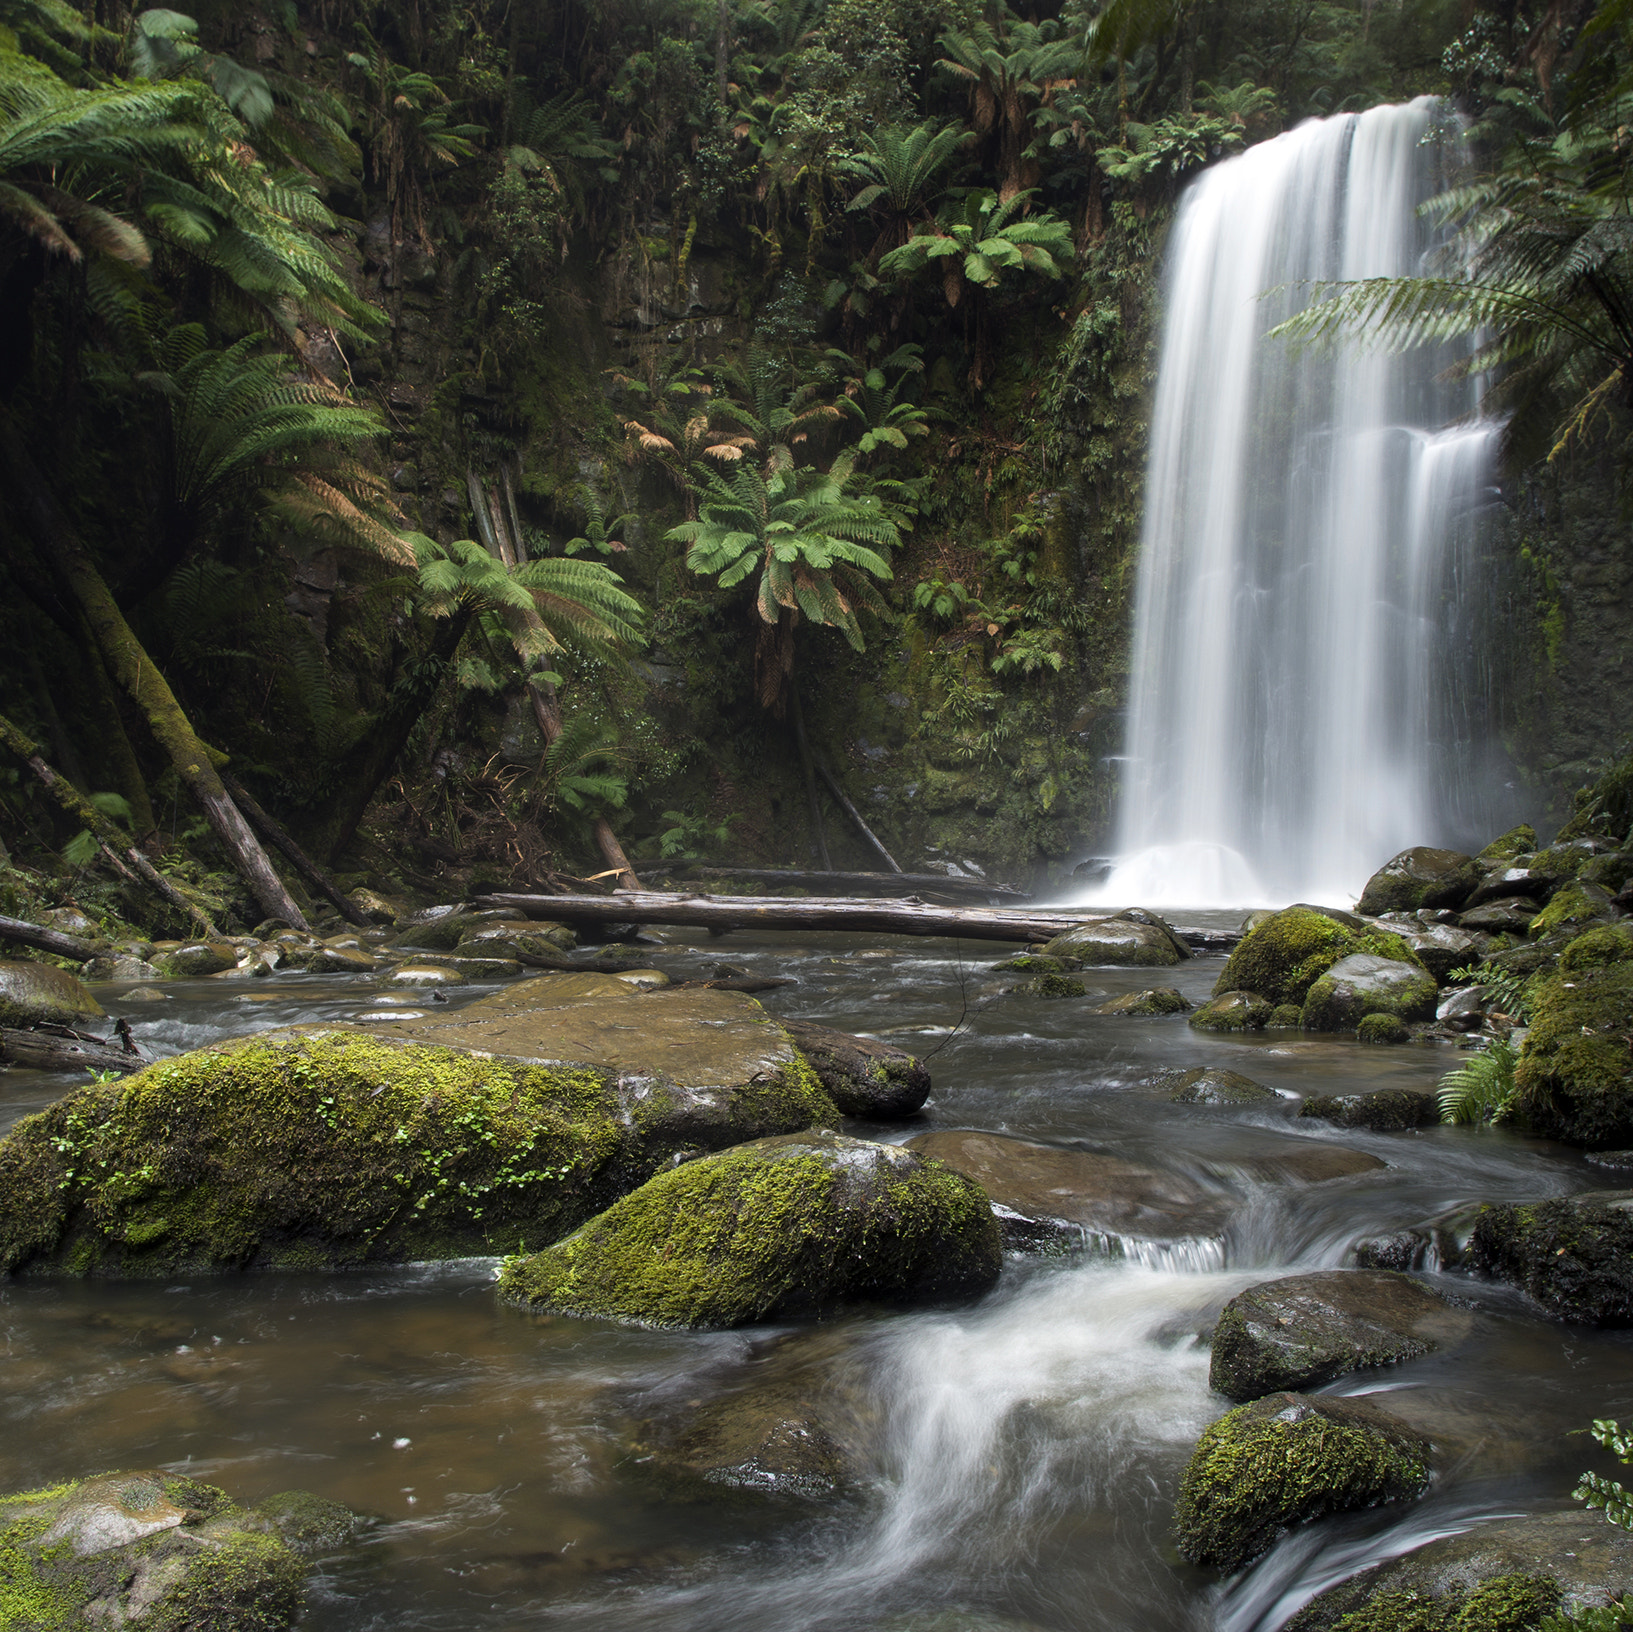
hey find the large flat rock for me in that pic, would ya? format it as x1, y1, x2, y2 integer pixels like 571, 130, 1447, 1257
1193, 1128, 1388, 1186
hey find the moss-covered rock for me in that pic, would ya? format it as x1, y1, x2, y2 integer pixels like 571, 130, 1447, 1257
781, 1020, 931, 1119
1032, 973, 1087, 997
1300, 954, 1439, 1031
990, 953, 1069, 974
1467, 1197, 1633, 1324
0, 1008, 838, 1276
1039, 915, 1183, 968
153, 941, 240, 978
1560, 923, 1633, 972
1269, 1003, 1303, 1027
1172, 1392, 1431, 1572
0, 960, 103, 1029
0, 1470, 339, 1630
1300, 1088, 1433, 1128
1477, 825, 1539, 866
1528, 881, 1618, 939
1356, 1013, 1412, 1044
1152, 1067, 1275, 1104
497, 1128, 1001, 1328
1512, 958, 1633, 1147
1094, 986, 1191, 1015
1285, 1511, 1633, 1630
1209, 1270, 1465, 1401
1357, 848, 1481, 916
1190, 990, 1272, 1031
1214, 909, 1425, 1008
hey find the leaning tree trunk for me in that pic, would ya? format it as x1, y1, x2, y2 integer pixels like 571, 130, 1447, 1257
0, 423, 309, 930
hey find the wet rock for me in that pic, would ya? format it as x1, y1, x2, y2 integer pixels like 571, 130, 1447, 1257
1391, 921, 1490, 983
0, 959, 104, 1028
990, 953, 1067, 974
1209, 1269, 1466, 1400
1299, 953, 1438, 1031
1464, 865, 1560, 911
307, 944, 379, 974
1285, 1509, 1633, 1630
1201, 1130, 1387, 1186
1356, 1013, 1411, 1043
1529, 879, 1619, 939
457, 921, 578, 968
904, 1129, 1231, 1253
386, 908, 508, 951
1299, 1090, 1435, 1130
1511, 944, 1633, 1147
347, 888, 406, 925
1436, 985, 1487, 1028
1213, 908, 1425, 1009
82, 953, 160, 982
399, 953, 525, 980
498, 1128, 1001, 1328
1458, 899, 1542, 935
0, 1469, 330, 1629
781, 1020, 931, 1119
1476, 824, 1538, 866
1583, 848, 1633, 896
1190, 990, 1272, 1031
1172, 1391, 1431, 1572
42, 906, 102, 940
152, 940, 240, 978
1095, 986, 1191, 1016
1152, 1067, 1276, 1105
249, 1489, 361, 1553
1586, 1148, 1633, 1171
1031, 973, 1086, 997
630, 1330, 881, 1505
1357, 847, 1481, 916
385, 962, 468, 987
1268, 1003, 1302, 1027
1467, 1195, 1633, 1324
0, 985, 840, 1276
1039, 915, 1183, 968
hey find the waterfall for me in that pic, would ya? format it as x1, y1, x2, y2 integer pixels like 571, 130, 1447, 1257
1094, 98, 1505, 910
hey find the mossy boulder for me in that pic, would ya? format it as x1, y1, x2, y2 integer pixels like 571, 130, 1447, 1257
153, 941, 241, 978
1214, 908, 1425, 1009
0, 1004, 838, 1277
1299, 1089, 1434, 1129
1172, 1391, 1431, 1572
1153, 1067, 1276, 1104
1511, 957, 1633, 1147
1032, 973, 1086, 997
0, 1470, 343, 1630
1357, 848, 1481, 916
990, 953, 1068, 974
1477, 825, 1539, 866
1209, 1270, 1465, 1401
1528, 880, 1618, 938
0, 960, 103, 1029
456, 920, 578, 968
1190, 990, 1272, 1032
780, 1020, 931, 1119
1356, 1013, 1411, 1044
1094, 986, 1191, 1016
497, 1128, 1001, 1328
1039, 914, 1184, 968
1285, 1510, 1633, 1630
1582, 849, 1633, 896
1300, 954, 1438, 1032
1467, 1196, 1633, 1324
1269, 1003, 1302, 1027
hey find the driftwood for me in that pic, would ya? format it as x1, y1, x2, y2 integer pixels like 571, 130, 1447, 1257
0, 1026, 144, 1075
0, 913, 103, 962
814, 760, 902, 873
221, 773, 369, 928
659, 865, 1030, 900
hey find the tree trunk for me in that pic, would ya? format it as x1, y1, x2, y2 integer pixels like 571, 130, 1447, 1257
85, 638, 156, 835
221, 772, 368, 927
814, 758, 901, 872
0, 421, 307, 929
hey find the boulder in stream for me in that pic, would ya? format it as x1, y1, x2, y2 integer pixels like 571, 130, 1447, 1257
1356, 847, 1481, 916
1039, 912, 1186, 968
780, 1020, 931, 1119
1095, 987, 1191, 1016
1189, 991, 1272, 1032
1153, 1067, 1276, 1105
1209, 1269, 1466, 1400
1467, 1195, 1633, 1324
1298, 953, 1438, 1031
497, 1128, 1001, 1328
1298, 1089, 1436, 1130
152, 940, 241, 978
0, 981, 839, 1276
0, 959, 103, 1029
1285, 1509, 1633, 1630
1172, 1391, 1431, 1572
0, 1469, 351, 1629
1212, 908, 1427, 1009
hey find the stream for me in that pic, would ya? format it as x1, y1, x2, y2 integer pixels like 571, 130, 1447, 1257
3, 926, 1628, 1631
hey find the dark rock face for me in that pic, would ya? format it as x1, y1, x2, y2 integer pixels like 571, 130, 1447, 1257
1299, 1090, 1436, 1131
1208, 1270, 1466, 1401
782, 1020, 932, 1119
1154, 1067, 1276, 1105
1357, 847, 1481, 916
1172, 1392, 1431, 1573
0, 959, 104, 1029
1285, 1509, 1633, 1629
1094, 987, 1191, 1016
1468, 1195, 1633, 1324
498, 1129, 1002, 1329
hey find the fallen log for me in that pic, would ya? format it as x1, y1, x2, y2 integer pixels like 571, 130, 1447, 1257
0, 1026, 144, 1075
0, 913, 104, 962
480, 889, 1101, 944
658, 865, 1031, 900
221, 773, 369, 928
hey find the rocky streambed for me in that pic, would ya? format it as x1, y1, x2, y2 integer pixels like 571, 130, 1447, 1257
0, 899, 1630, 1631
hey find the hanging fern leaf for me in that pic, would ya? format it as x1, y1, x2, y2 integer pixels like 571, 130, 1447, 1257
1437, 1037, 1520, 1124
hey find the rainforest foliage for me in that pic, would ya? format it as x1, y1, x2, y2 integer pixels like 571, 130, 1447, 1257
0, 0, 1611, 918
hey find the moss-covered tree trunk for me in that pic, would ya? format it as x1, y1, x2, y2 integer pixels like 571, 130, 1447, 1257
1, 421, 308, 930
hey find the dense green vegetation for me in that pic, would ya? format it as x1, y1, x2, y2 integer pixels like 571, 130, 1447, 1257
0, 0, 1615, 921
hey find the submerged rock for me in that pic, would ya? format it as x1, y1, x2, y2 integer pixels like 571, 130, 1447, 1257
1198, 1130, 1386, 1187
1172, 1391, 1431, 1572
1094, 987, 1191, 1016
1209, 1269, 1464, 1400
0, 1469, 346, 1630
1285, 1509, 1633, 1630
1357, 847, 1481, 916
1039, 914, 1184, 968
0, 989, 838, 1276
781, 1020, 931, 1119
1467, 1195, 1633, 1324
0, 960, 104, 1029
1189, 990, 1272, 1032
1153, 1067, 1275, 1105
497, 1128, 1000, 1329
1299, 953, 1438, 1031
1356, 1013, 1411, 1043
1298, 1090, 1435, 1130
904, 1129, 1231, 1254
1213, 908, 1426, 1009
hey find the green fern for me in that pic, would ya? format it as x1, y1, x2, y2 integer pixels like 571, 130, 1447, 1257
1437, 1037, 1520, 1124
1573, 1420, 1633, 1531
1446, 964, 1534, 1022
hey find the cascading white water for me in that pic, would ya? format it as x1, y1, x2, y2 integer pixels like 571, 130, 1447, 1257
1093, 99, 1504, 910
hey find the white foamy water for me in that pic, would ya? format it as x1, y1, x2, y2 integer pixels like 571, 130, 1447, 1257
1089, 100, 1504, 911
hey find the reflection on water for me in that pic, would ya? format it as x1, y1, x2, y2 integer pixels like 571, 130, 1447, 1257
2, 927, 1629, 1630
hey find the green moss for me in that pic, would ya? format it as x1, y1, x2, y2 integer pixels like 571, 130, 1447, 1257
1529, 882, 1617, 940
1323, 1573, 1561, 1632
1033, 973, 1086, 998
992, 954, 1071, 973
1560, 924, 1633, 973
1468, 1198, 1633, 1323
1190, 991, 1272, 1032
1, 1505, 82, 1629
1477, 825, 1538, 865
1269, 1004, 1303, 1027
1172, 1394, 1430, 1573
1215, 909, 1426, 1007
1301, 962, 1437, 1031
498, 1131, 1001, 1329
1357, 1014, 1411, 1044
1512, 960, 1633, 1146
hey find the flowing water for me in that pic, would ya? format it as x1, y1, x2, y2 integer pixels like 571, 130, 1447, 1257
1095, 100, 1514, 910
3, 934, 1629, 1631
